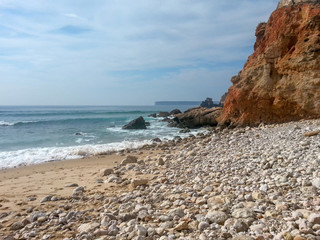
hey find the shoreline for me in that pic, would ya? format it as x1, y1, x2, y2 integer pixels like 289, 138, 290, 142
0, 140, 151, 171
0, 126, 207, 170
0, 119, 319, 239
0, 104, 204, 170
0, 145, 165, 205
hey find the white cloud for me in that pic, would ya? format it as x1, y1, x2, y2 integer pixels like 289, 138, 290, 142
64, 13, 80, 18
0, 0, 279, 105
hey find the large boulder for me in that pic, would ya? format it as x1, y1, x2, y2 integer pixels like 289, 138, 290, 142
122, 116, 147, 130
170, 109, 182, 115
219, 1, 320, 126
158, 112, 170, 117
168, 107, 222, 128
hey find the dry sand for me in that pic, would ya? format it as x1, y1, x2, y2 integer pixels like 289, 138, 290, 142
0, 149, 157, 215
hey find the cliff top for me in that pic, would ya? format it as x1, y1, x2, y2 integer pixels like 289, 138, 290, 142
277, 0, 320, 9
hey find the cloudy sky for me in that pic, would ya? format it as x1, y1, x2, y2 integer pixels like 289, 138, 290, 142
0, 0, 279, 105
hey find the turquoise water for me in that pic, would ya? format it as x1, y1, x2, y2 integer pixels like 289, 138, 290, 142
0, 105, 200, 168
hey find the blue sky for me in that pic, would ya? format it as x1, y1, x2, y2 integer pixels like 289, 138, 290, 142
0, 0, 279, 105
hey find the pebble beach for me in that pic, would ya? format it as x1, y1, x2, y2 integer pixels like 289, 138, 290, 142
1, 119, 320, 240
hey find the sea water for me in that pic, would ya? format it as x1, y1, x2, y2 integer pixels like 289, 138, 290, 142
0, 105, 202, 169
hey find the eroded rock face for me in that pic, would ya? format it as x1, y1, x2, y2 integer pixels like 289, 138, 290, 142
277, 0, 320, 9
219, 2, 320, 126
169, 107, 222, 128
219, 92, 228, 106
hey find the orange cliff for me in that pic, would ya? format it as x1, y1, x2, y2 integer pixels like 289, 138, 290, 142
218, 0, 320, 126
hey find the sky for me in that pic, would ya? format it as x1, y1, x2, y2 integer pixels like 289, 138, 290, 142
0, 0, 279, 106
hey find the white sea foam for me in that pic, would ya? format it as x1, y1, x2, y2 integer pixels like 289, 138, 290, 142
0, 140, 152, 169
106, 121, 207, 140
0, 120, 38, 126
0, 121, 15, 126
0, 114, 208, 169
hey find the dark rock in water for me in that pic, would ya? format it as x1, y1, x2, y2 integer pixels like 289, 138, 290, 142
200, 97, 215, 108
170, 109, 182, 115
167, 117, 180, 128
122, 116, 147, 130
152, 137, 162, 143
158, 112, 170, 117
179, 128, 191, 133
169, 107, 222, 128
161, 117, 171, 122
148, 113, 157, 118
145, 122, 151, 126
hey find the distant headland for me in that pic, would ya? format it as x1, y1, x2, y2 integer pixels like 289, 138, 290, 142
155, 101, 201, 106
155, 101, 219, 106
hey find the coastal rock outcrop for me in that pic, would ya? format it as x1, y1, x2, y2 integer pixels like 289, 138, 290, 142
219, 1, 320, 126
277, 0, 320, 9
169, 109, 182, 115
122, 116, 147, 130
200, 97, 215, 108
169, 107, 222, 128
158, 112, 170, 118
219, 92, 228, 107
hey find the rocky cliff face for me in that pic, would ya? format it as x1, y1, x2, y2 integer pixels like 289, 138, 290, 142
277, 0, 320, 9
168, 107, 222, 128
219, 1, 320, 126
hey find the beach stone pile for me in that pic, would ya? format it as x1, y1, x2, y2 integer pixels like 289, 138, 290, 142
1, 119, 320, 240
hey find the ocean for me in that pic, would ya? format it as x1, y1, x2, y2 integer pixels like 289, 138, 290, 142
0, 105, 202, 169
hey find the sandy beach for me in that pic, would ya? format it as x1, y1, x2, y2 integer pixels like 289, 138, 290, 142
0, 153, 121, 210
0, 144, 169, 239
0, 119, 320, 240
0, 148, 162, 213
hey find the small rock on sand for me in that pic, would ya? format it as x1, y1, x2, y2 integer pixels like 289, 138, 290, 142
158, 157, 165, 165
78, 222, 99, 233
312, 178, 320, 188
65, 183, 79, 187
40, 195, 53, 203
232, 208, 255, 218
100, 168, 114, 177
304, 130, 319, 137
131, 179, 148, 188
3, 236, 17, 240
73, 186, 85, 195
10, 221, 24, 231
174, 221, 190, 231
121, 156, 138, 165
205, 211, 228, 225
